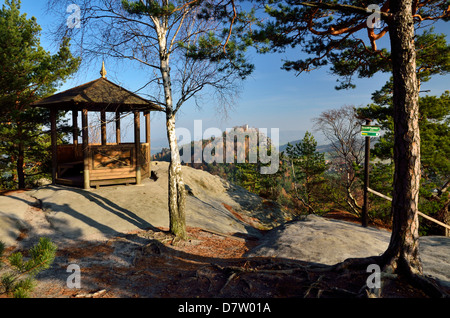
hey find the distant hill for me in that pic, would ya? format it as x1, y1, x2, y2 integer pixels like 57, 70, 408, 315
153, 138, 336, 163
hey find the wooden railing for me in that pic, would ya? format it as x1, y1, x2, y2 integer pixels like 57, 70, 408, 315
56, 143, 150, 187
367, 187, 450, 235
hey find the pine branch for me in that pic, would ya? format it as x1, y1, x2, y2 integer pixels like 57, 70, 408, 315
1, 238, 57, 298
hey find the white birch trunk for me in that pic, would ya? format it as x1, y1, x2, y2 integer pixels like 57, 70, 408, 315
166, 113, 187, 239
157, 17, 187, 239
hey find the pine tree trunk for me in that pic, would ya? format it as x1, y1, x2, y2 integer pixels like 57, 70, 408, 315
16, 123, 25, 189
381, 0, 422, 275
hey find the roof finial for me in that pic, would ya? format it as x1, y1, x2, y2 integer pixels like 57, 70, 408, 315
100, 61, 107, 79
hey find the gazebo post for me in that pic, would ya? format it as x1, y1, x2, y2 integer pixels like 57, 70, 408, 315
134, 111, 141, 185
115, 111, 121, 144
72, 110, 78, 145
50, 108, 57, 185
82, 108, 90, 189
101, 110, 107, 145
145, 111, 151, 177
72, 109, 79, 157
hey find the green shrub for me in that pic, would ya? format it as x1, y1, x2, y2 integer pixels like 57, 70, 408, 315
0, 237, 57, 298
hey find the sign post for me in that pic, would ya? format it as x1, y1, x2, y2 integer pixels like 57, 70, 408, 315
361, 122, 380, 227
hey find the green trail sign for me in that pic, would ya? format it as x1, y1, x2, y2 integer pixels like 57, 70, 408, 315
361, 125, 380, 137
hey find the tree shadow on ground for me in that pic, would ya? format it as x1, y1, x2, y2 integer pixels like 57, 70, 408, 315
54, 185, 156, 230
3, 188, 448, 298
28, 228, 447, 299
28, 185, 160, 240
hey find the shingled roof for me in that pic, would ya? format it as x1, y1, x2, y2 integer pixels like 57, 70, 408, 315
32, 77, 162, 112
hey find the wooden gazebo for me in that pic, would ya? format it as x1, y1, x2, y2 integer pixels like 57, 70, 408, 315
32, 63, 162, 189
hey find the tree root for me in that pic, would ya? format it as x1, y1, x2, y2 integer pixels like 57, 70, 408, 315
407, 273, 449, 298
304, 275, 324, 298
332, 256, 449, 298
220, 272, 237, 294
210, 256, 449, 298
332, 255, 382, 272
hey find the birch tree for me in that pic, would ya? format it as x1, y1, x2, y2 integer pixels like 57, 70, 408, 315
47, 0, 253, 238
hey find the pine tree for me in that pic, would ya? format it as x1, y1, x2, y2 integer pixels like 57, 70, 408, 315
0, 0, 80, 189
236, 163, 262, 193
250, 0, 450, 282
285, 131, 327, 213
356, 29, 450, 234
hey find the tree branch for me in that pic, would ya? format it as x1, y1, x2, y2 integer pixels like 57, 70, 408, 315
223, 0, 237, 53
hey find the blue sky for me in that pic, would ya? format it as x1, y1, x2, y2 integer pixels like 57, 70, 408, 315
17, 0, 450, 151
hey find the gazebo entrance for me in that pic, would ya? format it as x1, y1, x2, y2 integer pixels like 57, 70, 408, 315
33, 63, 161, 189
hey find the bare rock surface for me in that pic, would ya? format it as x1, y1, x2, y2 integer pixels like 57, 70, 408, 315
0, 161, 448, 295
0, 161, 290, 247
246, 215, 450, 285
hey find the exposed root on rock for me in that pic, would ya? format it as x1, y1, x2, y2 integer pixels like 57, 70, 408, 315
330, 255, 449, 298
24, 225, 449, 298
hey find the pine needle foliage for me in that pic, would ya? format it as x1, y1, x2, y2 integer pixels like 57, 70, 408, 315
0, 237, 57, 298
